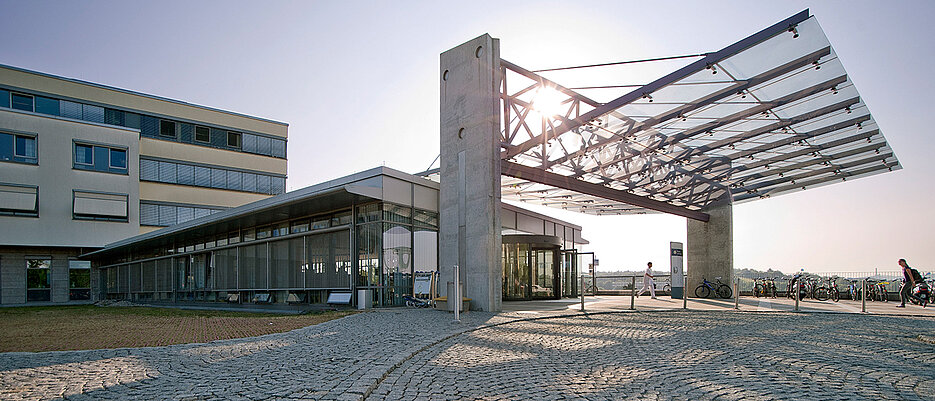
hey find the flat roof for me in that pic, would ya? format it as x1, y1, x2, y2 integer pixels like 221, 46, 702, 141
0, 63, 288, 127
498, 10, 900, 217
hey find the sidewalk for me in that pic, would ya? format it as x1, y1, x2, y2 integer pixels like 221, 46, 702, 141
502, 294, 935, 317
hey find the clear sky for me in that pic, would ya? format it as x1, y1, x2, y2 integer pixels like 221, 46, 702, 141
2, 0, 932, 274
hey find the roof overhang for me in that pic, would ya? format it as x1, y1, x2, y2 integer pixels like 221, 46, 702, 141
498, 9, 900, 218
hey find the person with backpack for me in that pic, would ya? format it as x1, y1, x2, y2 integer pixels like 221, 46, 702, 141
897, 258, 921, 307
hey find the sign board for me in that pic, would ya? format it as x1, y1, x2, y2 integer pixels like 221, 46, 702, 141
670, 241, 684, 299
413, 271, 434, 296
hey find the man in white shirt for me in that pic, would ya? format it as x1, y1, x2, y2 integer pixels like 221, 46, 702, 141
637, 262, 656, 299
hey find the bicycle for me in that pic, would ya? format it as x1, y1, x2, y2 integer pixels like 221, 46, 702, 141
695, 277, 732, 299
753, 278, 766, 298
827, 277, 840, 302
812, 278, 830, 301
875, 281, 890, 302
765, 278, 778, 298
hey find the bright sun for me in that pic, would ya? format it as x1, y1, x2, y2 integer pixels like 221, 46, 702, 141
531, 87, 567, 118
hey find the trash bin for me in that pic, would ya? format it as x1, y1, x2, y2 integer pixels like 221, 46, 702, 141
357, 289, 371, 310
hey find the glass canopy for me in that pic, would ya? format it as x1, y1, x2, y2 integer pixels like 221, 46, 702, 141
498, 10, 900, 218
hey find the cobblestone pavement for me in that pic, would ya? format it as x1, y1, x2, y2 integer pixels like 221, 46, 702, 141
367, 312, 935, 401
0, 310, 506, 400
1, 310, 933, 400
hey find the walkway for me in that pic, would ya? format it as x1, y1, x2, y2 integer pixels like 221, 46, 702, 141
1, 300, 933, 400
503, 295, 935, 317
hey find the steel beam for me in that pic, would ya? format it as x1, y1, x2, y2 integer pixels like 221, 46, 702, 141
734, 161, 899, 201
544, 46, 831, 169
565, 75, 850, 186
726, 129, 880, 180
501, 160, 710, 221
503, 9, 812, 160
737, 152, 892, 194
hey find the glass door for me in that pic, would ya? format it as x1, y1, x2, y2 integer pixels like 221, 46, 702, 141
532, 249, 556, 299
562, 251, 578, 297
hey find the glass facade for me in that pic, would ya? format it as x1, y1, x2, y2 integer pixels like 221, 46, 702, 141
502, 235, 578, 301
101, 202, 438, 307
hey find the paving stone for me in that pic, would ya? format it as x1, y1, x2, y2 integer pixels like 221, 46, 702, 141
1, 310, 933, 400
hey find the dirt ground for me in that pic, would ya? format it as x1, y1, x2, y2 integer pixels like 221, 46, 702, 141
0, 305, 355, 352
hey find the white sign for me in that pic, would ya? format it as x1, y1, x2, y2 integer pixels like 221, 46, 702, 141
413, 272, 434, 296
670, 241, 684, 287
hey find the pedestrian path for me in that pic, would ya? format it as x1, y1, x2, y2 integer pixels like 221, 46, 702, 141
504, 295, 935, 317
1, 303, 933, 400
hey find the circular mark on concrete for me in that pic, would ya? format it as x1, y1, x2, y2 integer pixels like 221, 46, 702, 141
475, 46, 484, 58
458, 128, 465, 139
443, 70, 449, 81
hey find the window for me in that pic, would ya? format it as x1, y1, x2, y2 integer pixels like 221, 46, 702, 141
11, 93, 33, 112
73, 142, 128, 174
227, 131, 241, 148
73, 190, 128, 221
159, 120, 177, 138
14, 135, 37, 159
110, 148, 127, 169
35, 96, 60, 116
0, 132, 37, 164
26, 258, 51, 302
0, 183, 38, 217
69, 260, 91, 300
104, 108, 125, 126
195, 126, 210, 143
140, 201, 225, 227
75, 144, 93, 165
272, 139, 286, 158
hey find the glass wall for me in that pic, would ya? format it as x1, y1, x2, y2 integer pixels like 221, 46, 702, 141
101, 202, 437, 307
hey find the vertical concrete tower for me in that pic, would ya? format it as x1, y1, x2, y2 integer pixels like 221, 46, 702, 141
686, 199, 733, 297
439, 34, 503, 312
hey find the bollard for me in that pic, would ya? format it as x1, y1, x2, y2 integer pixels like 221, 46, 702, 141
453, 264, 460, 323
861, 279, 866, 313
683, 273, 688, 309
734, 278, 740, 310
580, 274, 585, 312
630, 276, 636, 310
794, 280, 800, 312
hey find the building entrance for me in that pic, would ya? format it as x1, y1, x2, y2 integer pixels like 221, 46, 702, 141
502, 235, 565, 301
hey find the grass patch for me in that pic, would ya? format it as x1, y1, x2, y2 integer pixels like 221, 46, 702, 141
0, 305, 355, 353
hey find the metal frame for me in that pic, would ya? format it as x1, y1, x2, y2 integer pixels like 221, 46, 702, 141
496, 9, 900, 218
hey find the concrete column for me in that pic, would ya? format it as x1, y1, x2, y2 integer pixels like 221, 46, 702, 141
686, 200, 733, 297
0, 252, 26, 304
439, 34, 502, 312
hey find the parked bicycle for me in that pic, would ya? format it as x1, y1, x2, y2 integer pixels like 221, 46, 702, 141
875, 281, 890, 302
847, 280, 860, 301
695, 277, 732, 299
826, 277, 840, 302
787, 274, 807, 300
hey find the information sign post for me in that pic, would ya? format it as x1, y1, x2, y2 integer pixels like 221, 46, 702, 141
670, 242, 684, 299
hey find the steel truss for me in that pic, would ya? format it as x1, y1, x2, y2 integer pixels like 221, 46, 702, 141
497, 9, 900, 219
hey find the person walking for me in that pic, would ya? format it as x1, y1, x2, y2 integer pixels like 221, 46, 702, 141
637, 262, 657, 299
897, 258, 917, 307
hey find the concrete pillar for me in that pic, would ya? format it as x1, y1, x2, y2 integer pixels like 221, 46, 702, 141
686, 200, 733, 297
439, 34, 503, 312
